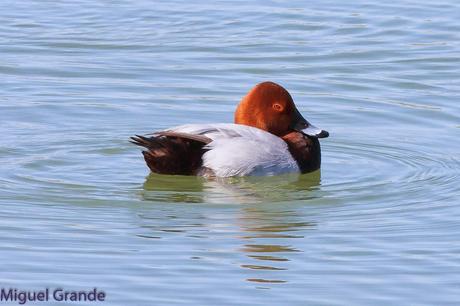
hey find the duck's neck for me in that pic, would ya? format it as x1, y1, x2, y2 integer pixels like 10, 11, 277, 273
282, 133, 321, 173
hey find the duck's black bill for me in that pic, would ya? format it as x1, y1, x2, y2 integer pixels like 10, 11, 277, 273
302, 125, 329, 138
290, 108, 329, 138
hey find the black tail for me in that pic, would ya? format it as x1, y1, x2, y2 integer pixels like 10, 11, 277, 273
130, 133, 210, 175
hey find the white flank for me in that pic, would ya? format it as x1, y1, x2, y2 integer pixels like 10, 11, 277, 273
168, 123, 300, 177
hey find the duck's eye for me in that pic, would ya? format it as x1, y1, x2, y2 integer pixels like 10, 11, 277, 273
273, 103, 284, 112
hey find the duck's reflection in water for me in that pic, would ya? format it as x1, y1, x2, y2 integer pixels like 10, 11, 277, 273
237, 205, 316, 286
140, 171, 321, 286
142, 170, 321, 204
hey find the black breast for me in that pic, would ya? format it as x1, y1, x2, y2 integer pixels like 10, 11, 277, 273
282, 132, 321, 173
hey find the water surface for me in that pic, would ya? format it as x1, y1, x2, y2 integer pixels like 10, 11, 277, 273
1, 0, 460, 305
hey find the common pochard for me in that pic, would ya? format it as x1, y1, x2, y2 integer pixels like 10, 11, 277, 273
131, 81, 328, 177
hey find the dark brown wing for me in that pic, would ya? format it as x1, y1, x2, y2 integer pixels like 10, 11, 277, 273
130, 132, 212, 175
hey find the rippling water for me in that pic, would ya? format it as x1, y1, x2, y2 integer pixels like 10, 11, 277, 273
1, 0, 459, 305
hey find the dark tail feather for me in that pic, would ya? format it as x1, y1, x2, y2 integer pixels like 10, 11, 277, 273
130, 135, 165, 150
131, 133, 209, 175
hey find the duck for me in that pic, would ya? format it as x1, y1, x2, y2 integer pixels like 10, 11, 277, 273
131, 81, 329, 177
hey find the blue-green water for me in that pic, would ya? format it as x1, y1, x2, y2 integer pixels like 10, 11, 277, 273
1, 0, 460, 305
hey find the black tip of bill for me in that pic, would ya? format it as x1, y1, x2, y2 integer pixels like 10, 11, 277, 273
316, 130, 329, 138
301, 124, 329, 139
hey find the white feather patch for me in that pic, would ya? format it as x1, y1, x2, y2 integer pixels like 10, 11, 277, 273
169, 123, 300, 177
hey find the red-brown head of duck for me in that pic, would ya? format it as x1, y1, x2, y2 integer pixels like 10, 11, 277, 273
234, 81, 329, 138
